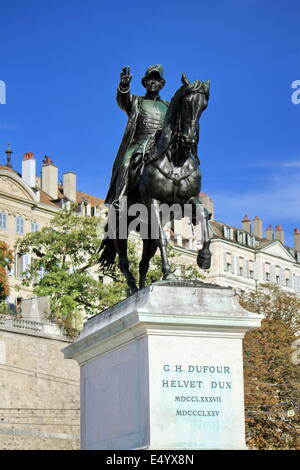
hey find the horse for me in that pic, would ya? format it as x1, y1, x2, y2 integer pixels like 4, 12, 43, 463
99, 74, 212, 294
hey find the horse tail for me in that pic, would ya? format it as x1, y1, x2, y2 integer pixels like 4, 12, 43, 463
98, 224, 117, 269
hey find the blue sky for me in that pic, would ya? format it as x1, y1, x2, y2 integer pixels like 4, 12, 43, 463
0, 0, 299, 246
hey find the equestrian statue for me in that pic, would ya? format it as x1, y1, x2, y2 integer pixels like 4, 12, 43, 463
99, 64, 212, 294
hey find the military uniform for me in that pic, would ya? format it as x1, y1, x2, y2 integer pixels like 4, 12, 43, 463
105, 65, 169, 205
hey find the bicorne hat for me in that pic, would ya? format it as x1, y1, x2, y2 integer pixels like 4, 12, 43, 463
141, 64, 165, 87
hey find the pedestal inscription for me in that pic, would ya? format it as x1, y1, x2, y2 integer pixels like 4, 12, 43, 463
162, 363, 231, 417
148, 333, 246, 449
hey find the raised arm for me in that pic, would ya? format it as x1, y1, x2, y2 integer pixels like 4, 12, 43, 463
116, 66, 133, 115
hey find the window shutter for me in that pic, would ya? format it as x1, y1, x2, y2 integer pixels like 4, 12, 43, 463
23, 254, 31, 272
270, 265, 275, 283
231, 255, 236, 274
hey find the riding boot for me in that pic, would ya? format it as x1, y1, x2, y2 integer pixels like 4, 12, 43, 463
112, 164, 130, 211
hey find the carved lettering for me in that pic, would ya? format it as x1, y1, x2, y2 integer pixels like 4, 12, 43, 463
176, 409, 220, 417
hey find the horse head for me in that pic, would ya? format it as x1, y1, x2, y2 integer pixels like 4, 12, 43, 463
155, 74, 210, 158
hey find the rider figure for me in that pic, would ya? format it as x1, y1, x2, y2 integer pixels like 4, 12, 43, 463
105, 65, 169, 209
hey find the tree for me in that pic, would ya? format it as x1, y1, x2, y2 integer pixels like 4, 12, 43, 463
0, 241, 13, 301
15, 207, 203, 329
239, 283, 300, 449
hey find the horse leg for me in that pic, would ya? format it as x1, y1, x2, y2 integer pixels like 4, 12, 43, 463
139, 238, 158, 290
115, 238, 138, 295
190, 197, 212, 270
151, 200, 176, 281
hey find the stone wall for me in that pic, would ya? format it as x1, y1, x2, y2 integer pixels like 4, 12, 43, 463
0, 322, 80, 450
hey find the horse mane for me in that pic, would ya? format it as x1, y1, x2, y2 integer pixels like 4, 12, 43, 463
154, 77, 210, 157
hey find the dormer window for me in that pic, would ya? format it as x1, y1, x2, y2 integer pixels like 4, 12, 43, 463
224, 226, 234, 240
237, 230, 247, 244
61, 199, 71, 209
247, 234, 255, 247
16, 216, 24, 235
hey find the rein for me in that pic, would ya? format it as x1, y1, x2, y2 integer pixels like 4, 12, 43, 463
141, 84, 207, 183
151, 160, 196, 185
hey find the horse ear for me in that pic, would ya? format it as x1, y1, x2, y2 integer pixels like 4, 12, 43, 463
181, 73, 190, 86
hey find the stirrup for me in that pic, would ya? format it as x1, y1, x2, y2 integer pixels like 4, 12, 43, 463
112, 197, 126, 212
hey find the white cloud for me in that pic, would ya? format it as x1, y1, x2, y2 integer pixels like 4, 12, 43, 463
230, 159, 300, 170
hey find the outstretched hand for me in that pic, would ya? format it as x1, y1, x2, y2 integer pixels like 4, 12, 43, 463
120, 66, 132, 88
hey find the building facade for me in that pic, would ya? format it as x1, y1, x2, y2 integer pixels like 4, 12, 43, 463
1, 144, 300, 310
168, 198, 300, 295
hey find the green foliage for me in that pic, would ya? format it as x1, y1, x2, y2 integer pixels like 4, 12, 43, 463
15, 207, 103, 327
240, 283, 300, 449
0, 301, 12, 315
0, 241, 13, 301
15, 207, 203, 327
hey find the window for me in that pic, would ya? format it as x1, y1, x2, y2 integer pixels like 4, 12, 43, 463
265, 263, 271, 281
37, 267, 45, 281
237, 231, 246, 244
276, 275, 280, 284
15, 253, 23, 278
31, 221, 38, 232
15, 253, 30, 278
247, 234, 255, 247
224, 253, 232, 272
285, 269, 291, 287
183, 238, 190, 249
0, 211, 7, 230
248, 260, 254, 280
16, 216, 24, 235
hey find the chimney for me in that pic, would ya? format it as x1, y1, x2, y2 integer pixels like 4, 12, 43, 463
5, 144, 13, 168
275, 225, 284, 244
293, 228, 300, 251
63, 172, 77, 202
265, 224, 274, 240
252, 216, 263, 238
242, 215, 251, 233
22, 152, 36, 187
41, 156, 58, 199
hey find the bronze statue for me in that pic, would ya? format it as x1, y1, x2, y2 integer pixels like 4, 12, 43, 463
105, 65, 169, 209
100, 65, 211, 293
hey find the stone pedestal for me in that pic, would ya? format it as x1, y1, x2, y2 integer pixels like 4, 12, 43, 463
63, 281, 262, 450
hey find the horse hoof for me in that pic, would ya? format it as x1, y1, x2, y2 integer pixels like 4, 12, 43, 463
127, 285, 138, 296
197, 254, 211, 270
162, 272, 177, 281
